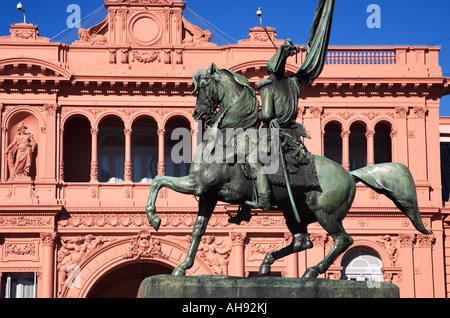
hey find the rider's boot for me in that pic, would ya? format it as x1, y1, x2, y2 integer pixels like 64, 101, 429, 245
244, 161, 272, 211
245, 193, 271, 211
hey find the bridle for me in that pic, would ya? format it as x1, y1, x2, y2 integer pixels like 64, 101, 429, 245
195, 74, 222, 129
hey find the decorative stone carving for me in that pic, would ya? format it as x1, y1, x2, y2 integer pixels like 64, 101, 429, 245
377, 235, 398, 266
416, 234, 435, 247
0, 216, 53, 227
249, 242, 279, 258
6, 123, 37, 181
413, 107, 427, 118
395, 107, 408, 118
133, 50, 160, 63
77, 28, 107, 45
229, 232, 247, 246
5, 243, 36, 256
196, 235, 230, 275
120, 48, 129, 64
117, 0, 172, 4
57, 235, 110, 292
40, 232, 57, 246
309, 106, 323, 118
123, 230, 168, 260
182, 17, 212, 46
108, 49, 117, 64
245, 27, 277, 44
398, 234, 415, 247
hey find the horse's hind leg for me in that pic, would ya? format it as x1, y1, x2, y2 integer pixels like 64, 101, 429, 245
260, 213, 313, 275
145, 175, 196, 230
302, 210, 353, 278
172, 194, 217, 276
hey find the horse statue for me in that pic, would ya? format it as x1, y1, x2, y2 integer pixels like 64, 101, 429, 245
144, 63, 432, 278
144, 0, 432, 278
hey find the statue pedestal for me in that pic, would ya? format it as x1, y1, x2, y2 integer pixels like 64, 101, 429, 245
137, 275, 399, 298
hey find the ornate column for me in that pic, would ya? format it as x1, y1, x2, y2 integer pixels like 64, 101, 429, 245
124, 128, 132, 182
398, 234, 416, 298
413, 107, 427, 182
305, 106, 322, 155
1, 126, 6, 181
59, 128, 65, 182
390, 129, 398, 162
366, 129, 375, 166
157, 128, 165, 175
40, 232, 57, 298
90, 128, 99, 182
284, 233, 298, 278
230, 232, 246, 277
0, 103, 3, 181
395, 107, 409, 167
414, 234, 436, 297
341, 130, 350, 170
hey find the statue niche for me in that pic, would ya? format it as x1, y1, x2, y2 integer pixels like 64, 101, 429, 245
6, 122, 37, 181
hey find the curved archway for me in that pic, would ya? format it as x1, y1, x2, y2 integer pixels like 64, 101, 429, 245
374, 121, 392, 164
323, 120, 342, 165
0, 57, 73, 80
164, 116, 191, 177
349, 121, 367, 170
131, 116, 158, 182
98, 115, 125, 183
340, 247, 383, 282
60, 235, 215, 298
63, 115, 91, 182
86, 260, 172, 298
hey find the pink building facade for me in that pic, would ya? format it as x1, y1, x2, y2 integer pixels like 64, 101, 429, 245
0, 0, 449, 298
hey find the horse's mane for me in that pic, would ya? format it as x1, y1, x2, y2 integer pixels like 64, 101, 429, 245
192, 66, 260, 130
219, 69, 260, 130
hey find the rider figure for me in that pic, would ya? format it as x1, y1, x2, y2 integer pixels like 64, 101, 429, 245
243, 39, 310, 212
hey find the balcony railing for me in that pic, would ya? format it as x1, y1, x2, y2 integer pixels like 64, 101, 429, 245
326, 48, 396, 65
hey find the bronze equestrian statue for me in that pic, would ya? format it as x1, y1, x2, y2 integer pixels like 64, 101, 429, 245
144, 0, 432, 278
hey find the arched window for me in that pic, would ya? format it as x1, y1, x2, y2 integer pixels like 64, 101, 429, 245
63, 116, 91, 182
349, 121, 367, 170
98, 116, 125, 183
341, 247, 383, 283
131, 116, 158, 183
164, 116, 191, 177
323, 121, 342, 165
374, 121, 392, 164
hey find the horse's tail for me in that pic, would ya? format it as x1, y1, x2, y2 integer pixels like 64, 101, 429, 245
350, 163, 432, 235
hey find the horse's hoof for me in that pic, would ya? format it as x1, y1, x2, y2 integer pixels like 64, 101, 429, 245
148, 215, 161, 231
302, 267, 319, 278
259, 253, 275, 275
172, 267, 186, 276
259, 264, 271, 275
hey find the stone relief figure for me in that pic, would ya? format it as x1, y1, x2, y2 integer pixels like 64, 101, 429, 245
377, 235, 399, 266
77, 28, 107, 45
197, 236, 231, 275
182, 17, 213, 46
6, 123, 37, 180
57, 235, 108, 292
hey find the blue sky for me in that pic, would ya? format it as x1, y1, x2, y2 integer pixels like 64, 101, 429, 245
1, 0, 449, 114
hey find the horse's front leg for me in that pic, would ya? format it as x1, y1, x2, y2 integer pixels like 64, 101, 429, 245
146, 175, 196, 231
172, 194, 217, 276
